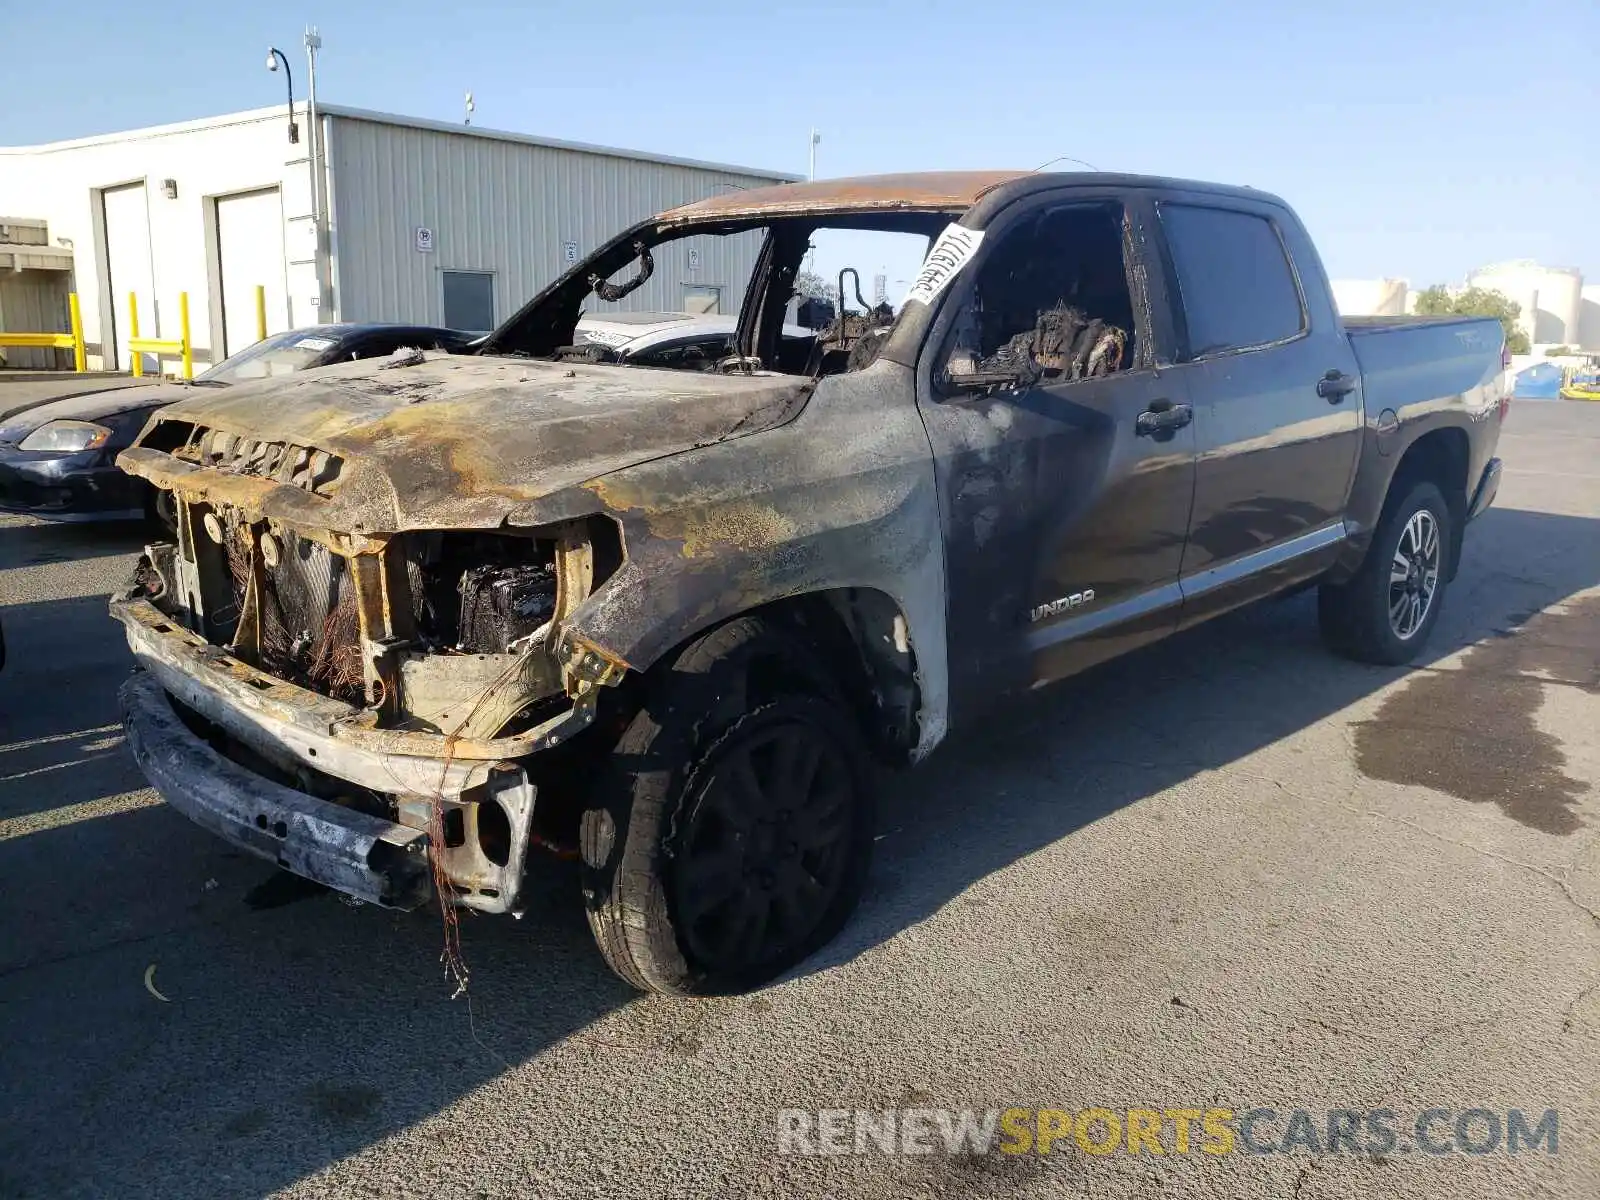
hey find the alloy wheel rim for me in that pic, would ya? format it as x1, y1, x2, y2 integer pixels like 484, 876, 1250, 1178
1389, 509, 1441, 640
673, 719, 853, 972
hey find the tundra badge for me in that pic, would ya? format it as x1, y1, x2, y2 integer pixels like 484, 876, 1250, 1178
1030, 590, 1096, 622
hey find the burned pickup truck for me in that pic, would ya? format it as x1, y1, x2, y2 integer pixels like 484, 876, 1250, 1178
114, 172, 1506, 994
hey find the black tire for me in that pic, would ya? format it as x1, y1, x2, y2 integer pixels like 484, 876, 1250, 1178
1319, 479, 1451, 665
579, 617, 873, 995
143, 485, 177, 536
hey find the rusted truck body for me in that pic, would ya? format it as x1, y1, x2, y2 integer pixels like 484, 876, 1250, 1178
114, 172, 1504, 994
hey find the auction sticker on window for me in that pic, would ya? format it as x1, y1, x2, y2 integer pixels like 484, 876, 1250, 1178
294, 336, 336, 351
902, 223, 985, 308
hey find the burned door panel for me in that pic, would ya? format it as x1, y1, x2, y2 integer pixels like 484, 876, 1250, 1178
915, 196, 1197, 722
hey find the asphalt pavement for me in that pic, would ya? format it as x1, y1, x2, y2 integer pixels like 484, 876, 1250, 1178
0, 399, 1596, 1199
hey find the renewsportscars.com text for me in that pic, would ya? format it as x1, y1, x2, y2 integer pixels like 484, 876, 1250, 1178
776, 1107, 1560, 1157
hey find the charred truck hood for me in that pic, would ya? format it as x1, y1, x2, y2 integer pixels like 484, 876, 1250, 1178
117, 353, 813, 532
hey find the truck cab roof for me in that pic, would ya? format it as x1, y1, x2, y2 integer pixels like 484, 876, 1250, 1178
659, 171, 1284, 225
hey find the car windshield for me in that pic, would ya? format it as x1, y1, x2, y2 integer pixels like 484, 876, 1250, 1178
484, 212, 948, 378
197, 330, 338, 385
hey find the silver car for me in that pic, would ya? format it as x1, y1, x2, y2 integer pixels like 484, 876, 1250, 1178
574, 311, 815, 371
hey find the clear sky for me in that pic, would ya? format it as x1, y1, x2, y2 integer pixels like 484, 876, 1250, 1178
3, 0, 1594, 288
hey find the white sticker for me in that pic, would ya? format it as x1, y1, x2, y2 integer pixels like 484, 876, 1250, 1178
579, 328, 632, 348
414, 226, 435, 253
902, 223, 985, 308
294, 336, 336, 351
563, 241, 579, 265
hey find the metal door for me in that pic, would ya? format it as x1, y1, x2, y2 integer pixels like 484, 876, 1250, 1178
915, 196, 1197, 719
1150, 194, 1363, 626
101, 183, 155, 372
217, 188, 289, 358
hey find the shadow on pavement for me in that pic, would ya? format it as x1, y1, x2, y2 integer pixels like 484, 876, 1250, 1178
0, 583, 635, 1198
803, 503, 1600, 978
0, 592, 144, 838
0, 517, 152, 572
0, 505, 1594, 1198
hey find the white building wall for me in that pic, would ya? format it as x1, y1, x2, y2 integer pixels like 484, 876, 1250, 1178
1467, 260, 1584, 346
1330, 278, 1409, 316
1578, 285, 1600, 351
0, 107, 312, 371
326, 115, 777, 328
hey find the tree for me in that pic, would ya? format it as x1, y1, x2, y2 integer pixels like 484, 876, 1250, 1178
1544, 345, 1574, 357
1414, 284, 1530, 354
794, 269, 833, 300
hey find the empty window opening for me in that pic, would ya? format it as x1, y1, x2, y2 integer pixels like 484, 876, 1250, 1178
941, 204, 1136, 388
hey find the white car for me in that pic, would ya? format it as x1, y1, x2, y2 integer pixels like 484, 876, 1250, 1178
574, 311, 815, 371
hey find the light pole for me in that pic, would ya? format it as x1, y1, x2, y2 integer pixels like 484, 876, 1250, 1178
304, 26, 326, 317
265, 48, 298, 144
809, 129, 820, 182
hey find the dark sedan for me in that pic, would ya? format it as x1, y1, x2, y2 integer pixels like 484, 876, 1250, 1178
0, 323, 476, 523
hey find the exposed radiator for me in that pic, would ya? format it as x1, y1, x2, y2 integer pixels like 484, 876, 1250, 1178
217, 518, 364, 704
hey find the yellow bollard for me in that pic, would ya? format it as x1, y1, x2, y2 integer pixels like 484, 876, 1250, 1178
179, 291, 192, 379
69, 292, 85, 372
124, 291, 190, 378
255, 285, 267, 343
128, 291, 142, 377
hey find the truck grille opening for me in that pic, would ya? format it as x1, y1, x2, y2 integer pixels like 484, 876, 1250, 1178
263, 531, 364, 703
164, 513, 615, 718
403, 532, 558, 653
220, 522, 364, 704
143, 419, 345, 496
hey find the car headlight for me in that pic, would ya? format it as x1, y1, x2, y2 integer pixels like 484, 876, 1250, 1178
18, 419, 112, 453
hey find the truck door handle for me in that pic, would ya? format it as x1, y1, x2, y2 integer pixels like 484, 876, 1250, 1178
1136, 401, 1193, 436
1317, 370, 1358, 402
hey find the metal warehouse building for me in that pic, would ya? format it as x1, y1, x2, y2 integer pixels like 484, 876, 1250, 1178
0, 105, 796, 372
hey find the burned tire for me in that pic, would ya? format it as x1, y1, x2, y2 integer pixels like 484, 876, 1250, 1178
580, 617, 873, 995
1318, 480, 1450, 665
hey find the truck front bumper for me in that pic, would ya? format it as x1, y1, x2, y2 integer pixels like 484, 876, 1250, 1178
121, 672, 433, 908
111, 594, 592, 913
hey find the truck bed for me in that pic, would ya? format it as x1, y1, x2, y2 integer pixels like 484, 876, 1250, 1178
1345, 314, 1505, 415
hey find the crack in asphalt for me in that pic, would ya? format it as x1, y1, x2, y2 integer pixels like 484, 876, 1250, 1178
1333, 804, 1600, 929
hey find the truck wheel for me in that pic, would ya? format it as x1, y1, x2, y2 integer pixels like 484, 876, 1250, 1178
579, 617, 873, 995
144, 486, 177, 535
1318, 479, 1450, 664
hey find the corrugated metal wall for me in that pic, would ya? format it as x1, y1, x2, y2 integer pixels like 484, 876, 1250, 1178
327, 117, 781, 327
0, 270, 72, 369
